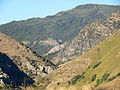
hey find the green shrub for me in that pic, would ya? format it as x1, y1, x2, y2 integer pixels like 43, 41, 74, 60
0, 86, 3, 89
68, 81, 71, 85
88, 66, 91, 69
71, 75, 81, 85
71, 72, 85, 85
91, 74, 96, 82
95, 79, 101, 87
116, 72, 120, 77
95, 72, 110, 87
108, 72, 120, 82
93, 61, 102, 69
57, 82, 60, 85
29, 84, 37, 88
101, 73, 110, 81
108, 76, 116, 82
4, 84, 13, 88
96, 79, 101, 84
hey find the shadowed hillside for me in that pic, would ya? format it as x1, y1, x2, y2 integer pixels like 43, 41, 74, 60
0, 31, 56, 89
0, 52, 34, 87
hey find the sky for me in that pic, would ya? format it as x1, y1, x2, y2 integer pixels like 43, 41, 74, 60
0, 0, 120, 25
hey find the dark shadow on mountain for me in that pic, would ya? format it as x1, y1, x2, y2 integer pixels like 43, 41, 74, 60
0, 52, 34, 87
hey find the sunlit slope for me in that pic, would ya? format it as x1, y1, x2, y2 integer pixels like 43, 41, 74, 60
74, 29, 120, 89
95, 77, 120, 90
46, 29, 120, 90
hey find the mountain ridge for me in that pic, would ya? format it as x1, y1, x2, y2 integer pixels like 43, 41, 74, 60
49, 9, 120, 65
0, 4, 120, 56
0, 4, 120, 90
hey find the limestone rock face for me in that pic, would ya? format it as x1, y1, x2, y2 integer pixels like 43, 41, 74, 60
51, 10, 120, 65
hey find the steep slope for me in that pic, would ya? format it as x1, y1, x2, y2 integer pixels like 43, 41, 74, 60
0, 32, 56, 87
95, 77, 120, 90
50, 10, 120, 65
0, 4, 120, 55
46, 29, 120, 90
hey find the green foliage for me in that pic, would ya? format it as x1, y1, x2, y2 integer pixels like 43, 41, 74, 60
72, 75, 81, 85
68, 81, 71, 85
0, 86, 3, 89
108, 72, 120, 82
88, 66, 91, 69
101, 72, 110, 81
108, 76, 116, 82
91, 74, 96, 82
29, 83, 38, 88
95, 72, 110, 87
93, 61, 102, 69
57, 82, 60, 85
95, 79, 101, 87
96, 79, 101, 84
71, 72, 85, 85
4, 84, 13, 89
116, 72, 120, 77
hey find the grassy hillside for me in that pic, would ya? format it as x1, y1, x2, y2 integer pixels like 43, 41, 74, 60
95, 77, 120, 90
0, 4, 120, 55
46, 29, 120, 90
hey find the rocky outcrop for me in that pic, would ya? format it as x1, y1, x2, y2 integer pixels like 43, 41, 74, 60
51, 10, 120, 65
0, 32, 56, 87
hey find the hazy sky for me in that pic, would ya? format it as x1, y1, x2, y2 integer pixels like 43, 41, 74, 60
0, 0, 120, 24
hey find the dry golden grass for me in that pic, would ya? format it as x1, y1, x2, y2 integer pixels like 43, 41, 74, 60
95, 77, 120, 90
46, 30, 120, 90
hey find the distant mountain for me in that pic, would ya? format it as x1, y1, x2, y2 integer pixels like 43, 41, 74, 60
46, 29, 120, 90
0, 32, 56, 88
0, 4, 120, 56
49, 10, 120, 65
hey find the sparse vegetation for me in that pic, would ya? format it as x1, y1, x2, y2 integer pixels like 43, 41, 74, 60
0, 86, 3, 89
101, 72, 110, 81
95, 72, 110, 87
12, 56, 22, 66
91, 74, 96, 82
57, 82, 60, 85
4, 84, 13, 89
68, 81, 71, 85
71, 72, 85, 85
29, 83, 38, 88
47, 29, 120, 89
108, 72, 120, 82
93, 61, 102, 69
